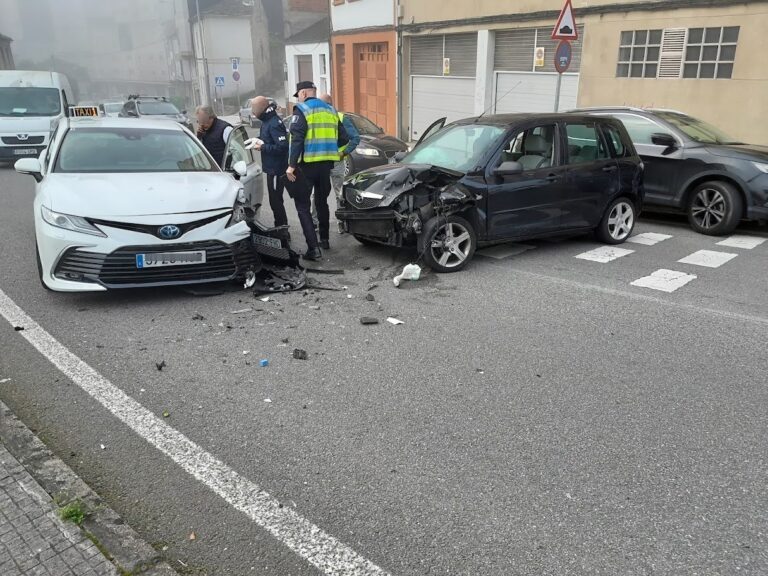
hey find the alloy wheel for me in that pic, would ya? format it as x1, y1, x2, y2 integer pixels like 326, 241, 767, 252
430, 222, 473, 269
607, 201, 634, 241
691, 188, 726, 230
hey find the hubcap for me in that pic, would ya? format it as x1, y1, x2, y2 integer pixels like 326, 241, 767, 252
691, 188, 726, 229
607, 201, 634, 240
430, 222, 472, 268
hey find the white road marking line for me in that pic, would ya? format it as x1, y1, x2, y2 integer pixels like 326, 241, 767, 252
477, 243, 536, 260
575, 246, 634, 263
678, 249, 738, 268
630, 269, 697, 293
0, 288, 389, 576
626, 232, 673, 246
717, 235, 767, 250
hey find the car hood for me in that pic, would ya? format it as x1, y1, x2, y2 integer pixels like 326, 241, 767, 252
359, 133, 409, 152
707, 143, 768, 161
345, 163, 463, 206
0, 116, 53, 134
45, 172, 238, 218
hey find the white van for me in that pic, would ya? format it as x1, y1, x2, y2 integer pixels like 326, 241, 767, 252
0, 70, 73, 162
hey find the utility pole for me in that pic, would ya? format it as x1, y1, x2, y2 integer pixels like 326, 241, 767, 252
195, 0, 211, 104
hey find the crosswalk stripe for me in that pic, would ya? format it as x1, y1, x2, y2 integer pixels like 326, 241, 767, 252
631, 269, 697, 293
626, 232, 673, 246
678, 250, 738, 268
575, 246, 634, 263
716, 235, 767, 250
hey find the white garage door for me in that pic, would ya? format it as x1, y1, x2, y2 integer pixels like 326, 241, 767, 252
494, 71, 579, 114
410, 76, 475, 141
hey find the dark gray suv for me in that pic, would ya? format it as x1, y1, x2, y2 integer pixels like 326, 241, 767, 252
577, 107, 768, 235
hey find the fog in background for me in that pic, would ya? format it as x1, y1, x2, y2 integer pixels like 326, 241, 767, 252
0, 0, 329, 112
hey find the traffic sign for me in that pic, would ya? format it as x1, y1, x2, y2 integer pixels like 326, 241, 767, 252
232, 71, 241, 82
552, 0, 578, 41
230, 57, 240, 72
215, 76, 225, 87
555, 41, 572, 73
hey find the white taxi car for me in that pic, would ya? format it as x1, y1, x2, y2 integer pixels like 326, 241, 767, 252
14, 115, 263, 292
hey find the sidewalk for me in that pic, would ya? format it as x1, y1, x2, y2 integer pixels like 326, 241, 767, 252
0, 442, 117, 575
0, 400, 177, 576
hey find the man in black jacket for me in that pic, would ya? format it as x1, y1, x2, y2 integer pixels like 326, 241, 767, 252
195, 105, 232, 167
249, 96, 289, 229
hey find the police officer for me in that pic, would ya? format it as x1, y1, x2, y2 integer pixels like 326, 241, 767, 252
195, 105, 232, 168
286, 81, 348, 260
248, 96, 289, 231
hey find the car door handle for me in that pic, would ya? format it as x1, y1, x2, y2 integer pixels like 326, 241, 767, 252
545, 174, 560, 182
602, 166, 617, 173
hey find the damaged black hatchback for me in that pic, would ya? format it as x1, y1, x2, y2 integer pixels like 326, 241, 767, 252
336, 114, 643, 272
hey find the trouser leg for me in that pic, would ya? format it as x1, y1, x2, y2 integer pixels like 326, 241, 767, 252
304, 163, 332, 241
266, 173, 288, 228
291, 178, 318, 250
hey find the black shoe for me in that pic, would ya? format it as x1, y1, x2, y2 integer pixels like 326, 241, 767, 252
302, 247, 322, 261
320, 240, 330, 250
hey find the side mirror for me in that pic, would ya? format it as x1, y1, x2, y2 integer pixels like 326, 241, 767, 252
651, 132, 677, 149
393, 151, 408, 163
15, 158, 43, 182
493, 161, 523, 177
232, 160, 248, 178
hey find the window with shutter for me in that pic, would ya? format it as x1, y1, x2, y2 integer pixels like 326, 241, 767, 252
658, 28, 686, 78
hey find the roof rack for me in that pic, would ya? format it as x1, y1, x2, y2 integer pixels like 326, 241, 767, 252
127, 94, 168, 101
568, 106, 648, 113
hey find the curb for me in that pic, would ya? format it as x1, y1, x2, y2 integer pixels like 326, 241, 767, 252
0, 399, 178, 576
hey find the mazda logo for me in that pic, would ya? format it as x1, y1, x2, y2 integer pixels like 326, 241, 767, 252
354, 193, 363, 204
17, 134, 29, 141
158, 225, 181, 239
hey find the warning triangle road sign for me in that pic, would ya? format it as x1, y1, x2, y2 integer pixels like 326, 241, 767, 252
552, 0, 578, 41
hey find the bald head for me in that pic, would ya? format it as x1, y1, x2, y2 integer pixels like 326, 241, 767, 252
319, 93, 333, 105
251, 96, 270, 118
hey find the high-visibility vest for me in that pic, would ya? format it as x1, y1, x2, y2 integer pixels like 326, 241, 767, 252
338, 112, 349, 155
295, 99, 341, 163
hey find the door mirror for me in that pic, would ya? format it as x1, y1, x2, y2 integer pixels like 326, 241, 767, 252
651, 132, 677, 149
14, 158, 43, 182
181, 109, 187, 115
232, 160, 248, 178
393, 151, 408, 163
493, 161, 523, 177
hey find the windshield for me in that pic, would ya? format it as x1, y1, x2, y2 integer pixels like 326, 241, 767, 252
103, 103, 123, 114
54, 127, 217, 173
402, 124, 506, 172
137, 101, 180, 115
0, 87, 61, 117
350, 114, 384, 135
655, 111, 740, 145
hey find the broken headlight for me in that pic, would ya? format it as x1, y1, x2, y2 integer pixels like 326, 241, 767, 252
41, 206, 106, 237
227, 188, 248, 227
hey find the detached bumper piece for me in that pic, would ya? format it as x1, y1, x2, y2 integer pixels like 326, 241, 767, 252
245, 220, 307, 294
54, 240, 257, 289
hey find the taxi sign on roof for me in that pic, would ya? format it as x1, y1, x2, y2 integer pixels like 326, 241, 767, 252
69, 106, 100, 118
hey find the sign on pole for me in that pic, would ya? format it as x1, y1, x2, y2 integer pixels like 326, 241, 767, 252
554, 41, 572, 74
552, 0, 578, 41
232, 71, 241, 82
230, 57, 240, 72
215, 76, 225, 87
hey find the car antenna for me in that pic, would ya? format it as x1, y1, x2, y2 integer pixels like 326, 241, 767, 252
475, 81, 522, 122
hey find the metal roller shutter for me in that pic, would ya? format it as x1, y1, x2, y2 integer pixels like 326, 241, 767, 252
411, 76, 475, 141
444, 33, 478, 77
494, 72, 579, 114
410, 33, 478, 77
494, 25, 584, 73
410, 36, 443, 76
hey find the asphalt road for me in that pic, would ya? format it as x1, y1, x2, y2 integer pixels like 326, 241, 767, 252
1, 162, 767, 576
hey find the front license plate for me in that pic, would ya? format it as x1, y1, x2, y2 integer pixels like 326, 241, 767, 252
252, 234, 283, 249
14, 148, 37, 155
136, 250, 206, 268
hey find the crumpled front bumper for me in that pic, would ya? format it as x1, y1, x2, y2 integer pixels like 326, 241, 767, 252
335, 208, 401, 243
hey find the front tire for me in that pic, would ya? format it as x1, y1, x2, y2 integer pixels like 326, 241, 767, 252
596, 197, 635, 244
687, 181, 742, 236
420, 215, 476, 273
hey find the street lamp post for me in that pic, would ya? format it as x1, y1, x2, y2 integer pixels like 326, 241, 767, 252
195, 0, 212, 105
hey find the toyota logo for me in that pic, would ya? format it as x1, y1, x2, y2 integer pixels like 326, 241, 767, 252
17, 134, 29, 141
158, 225, 181, 240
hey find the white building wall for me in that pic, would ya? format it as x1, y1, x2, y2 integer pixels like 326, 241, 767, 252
285, 42, 331, 100
331, 0, 394, 32
194, 17, 255, 104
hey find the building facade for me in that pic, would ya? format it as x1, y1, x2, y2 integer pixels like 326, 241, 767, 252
285, 18, 331, 103
0, 34, 13, 70
330, 0, 397, 135
398, 0, 768, 144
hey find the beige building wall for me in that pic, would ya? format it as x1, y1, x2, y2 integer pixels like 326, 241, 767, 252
579, 5, 768, 144
399, 0, 768, 144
